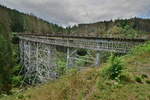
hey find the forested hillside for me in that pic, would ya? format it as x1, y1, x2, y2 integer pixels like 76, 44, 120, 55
1, 4, 150, 38
70, 18, 150, 39
0, 5, 64, 34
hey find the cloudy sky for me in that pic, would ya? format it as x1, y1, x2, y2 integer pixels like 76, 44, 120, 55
0, 0, 150, 26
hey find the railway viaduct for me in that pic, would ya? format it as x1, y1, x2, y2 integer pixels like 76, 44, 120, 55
18, 34, 147, 84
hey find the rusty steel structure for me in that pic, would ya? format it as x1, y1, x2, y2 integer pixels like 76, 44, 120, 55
18, 34, 147, 85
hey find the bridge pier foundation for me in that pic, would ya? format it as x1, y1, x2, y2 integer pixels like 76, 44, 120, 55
66, 47, 77, 68
95, 52, 101, 67
66, 47, 70, 68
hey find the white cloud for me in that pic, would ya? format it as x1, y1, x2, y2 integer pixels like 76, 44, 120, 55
0, 0, 150, 26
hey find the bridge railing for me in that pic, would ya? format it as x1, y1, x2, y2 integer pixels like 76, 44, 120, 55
19, 35, 145, 53
17, 33, 149, 42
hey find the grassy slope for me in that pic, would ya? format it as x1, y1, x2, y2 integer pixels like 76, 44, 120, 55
1, 43, 150, 100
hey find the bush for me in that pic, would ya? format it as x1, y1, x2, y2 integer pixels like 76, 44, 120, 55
145, 80, 150, 84
135, 76, 143, 83
130, 41, 150, 55
102, 54, 125, 81
56, 60, 67, 76
141, 74, 148, 79
12, 76, 23, 87
11, 65, 23, 87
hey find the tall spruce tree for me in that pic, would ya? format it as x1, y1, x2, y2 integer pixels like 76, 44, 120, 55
0, 11, 13, 94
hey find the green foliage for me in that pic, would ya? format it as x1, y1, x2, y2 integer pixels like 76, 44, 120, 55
135, 76, 143, 83
70, 17, 150, 38
145, 80, 150, 84
121, 24, 137, 37
0, 15, 13, 94
75, 50, 94, 67
11, 65, 23, 87
9, 11, 24, 32
0, 5, 65, 34
56, 60, 67, 76
107, 24, 138, 38
55, 52, 68, 76
129, 41, 150, 55
107, 26, 123, 35
102, 54, 125, 81
11, 41, 23, 87
11, 76, 23, 87
76, 56, 88, 67
141, 74, 148, 79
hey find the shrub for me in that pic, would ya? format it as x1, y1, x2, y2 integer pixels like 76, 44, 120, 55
12, 76, 23, 87
135, 76, 143, 83
102, 54, 125, 81
141, 74, 148, 79
56, 60, 67, 76
11, 65, 23, 87
145, 80, 150, 84
129, 41, 150, 56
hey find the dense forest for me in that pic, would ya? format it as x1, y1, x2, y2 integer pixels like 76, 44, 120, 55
70, 18, 150, 38
0, 9, 13, 94
0, 5, 65, 34
0, 4, 150, 94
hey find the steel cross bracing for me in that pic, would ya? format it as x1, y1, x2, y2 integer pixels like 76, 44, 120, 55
19, 39, 58, 85
19, 35, 145, 85
66, 48, 98, 68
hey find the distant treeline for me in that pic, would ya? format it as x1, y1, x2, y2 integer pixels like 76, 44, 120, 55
0, 5, 65, 34
70, 18, 150, 38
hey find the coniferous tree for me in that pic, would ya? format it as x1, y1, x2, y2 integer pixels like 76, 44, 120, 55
0, 11, 13, 94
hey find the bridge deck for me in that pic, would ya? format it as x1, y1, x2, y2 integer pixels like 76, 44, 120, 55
19, 35, 146, 53
18, 33, 147, 42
